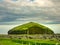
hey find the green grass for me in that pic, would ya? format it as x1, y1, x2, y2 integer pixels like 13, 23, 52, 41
0, 39, 21, 45
0, 38, 60, 45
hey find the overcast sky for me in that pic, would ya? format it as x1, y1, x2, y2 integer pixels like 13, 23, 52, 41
0, 0, 60, 34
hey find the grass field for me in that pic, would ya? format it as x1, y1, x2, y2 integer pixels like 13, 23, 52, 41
0, 38, 60, 45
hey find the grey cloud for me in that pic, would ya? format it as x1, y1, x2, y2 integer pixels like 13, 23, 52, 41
46, 21, 60, 24
0, 0, 60, 24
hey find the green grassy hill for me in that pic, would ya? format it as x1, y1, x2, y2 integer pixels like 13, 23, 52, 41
8, 22, 54, 34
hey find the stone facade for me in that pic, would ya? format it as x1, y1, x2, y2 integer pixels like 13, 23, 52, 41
0, 34, 60, 41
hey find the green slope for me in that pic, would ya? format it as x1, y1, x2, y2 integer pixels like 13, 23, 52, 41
8, 22, 54, 34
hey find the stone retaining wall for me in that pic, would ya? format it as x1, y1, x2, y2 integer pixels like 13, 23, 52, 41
0, 34, 60, 40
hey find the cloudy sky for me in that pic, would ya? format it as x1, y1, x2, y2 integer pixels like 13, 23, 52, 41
0, 0, 60, 34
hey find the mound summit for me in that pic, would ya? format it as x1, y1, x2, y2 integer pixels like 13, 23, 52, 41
8, 22, 54, 34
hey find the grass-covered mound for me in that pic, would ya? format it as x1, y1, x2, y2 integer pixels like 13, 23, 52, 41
8, 22, 54, 34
